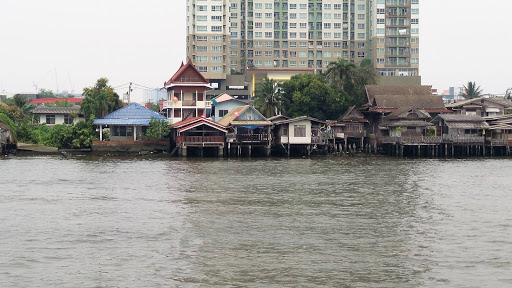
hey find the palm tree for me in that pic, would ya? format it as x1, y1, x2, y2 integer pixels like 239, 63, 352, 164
253, 78, 284, 118
12, 94, 34, 116
326, 58, 356, 91
462, 81, 482, 99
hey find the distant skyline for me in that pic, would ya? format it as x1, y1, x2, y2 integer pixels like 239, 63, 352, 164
1, 0, 511, 99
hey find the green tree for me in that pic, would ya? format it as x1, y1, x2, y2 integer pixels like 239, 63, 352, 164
0, 113, 17, 138
142, 117, 171, 140
282, 74, 345, 120
80, 78, 123, 119
350, 61, 379, 107
253, 78, 285, 118
38, 89, 56, 98
462, 81, 482, 99
325, 58, 378, 107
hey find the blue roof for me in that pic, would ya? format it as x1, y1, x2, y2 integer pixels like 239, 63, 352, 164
93, 103, 167, 126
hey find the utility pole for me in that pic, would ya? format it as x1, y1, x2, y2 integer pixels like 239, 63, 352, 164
124, 82, 133, 103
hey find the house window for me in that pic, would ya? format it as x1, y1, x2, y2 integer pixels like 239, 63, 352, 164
46, 114, 55, 124
64, 115, 73, 124
282, 127, 288, 136
294, 125, 306, 137
218, 110, 228, 117
174, 109, 181, 118
126, 127, 133, 137
113, 126, 134, 137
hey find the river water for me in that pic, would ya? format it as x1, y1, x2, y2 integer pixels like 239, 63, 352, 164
0, 156, 511, 287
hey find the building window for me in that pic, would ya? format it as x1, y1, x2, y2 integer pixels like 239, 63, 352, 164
64, 115, 73, 124
282, 127, 288, 136
294, 125, 306, 137
46, 114, 55, 125
218, 110, 228, 117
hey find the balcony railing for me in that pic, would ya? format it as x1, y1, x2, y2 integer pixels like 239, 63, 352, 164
176, 136, 224, 144
442, 135, 485, 144
382, 136, 442, 144
228, 133, 270, 142
488, 139, 509, 146
382, 135, 486, 144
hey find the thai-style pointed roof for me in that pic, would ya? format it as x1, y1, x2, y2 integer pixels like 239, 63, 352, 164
93, 103, 167, 126
164, 60, 209, 87
341, 106, 367, 122
173, 116, 227, 133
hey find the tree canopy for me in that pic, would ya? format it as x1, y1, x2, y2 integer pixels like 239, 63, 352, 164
462, 81, 482, 99
326, 58, 378, 108
80, 78, 123, 119
142, 117, 171, 140
281, 74, 345, 120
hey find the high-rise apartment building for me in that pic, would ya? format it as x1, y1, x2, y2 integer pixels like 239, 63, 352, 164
370, 0, 419, 77
186, 0, 419, 81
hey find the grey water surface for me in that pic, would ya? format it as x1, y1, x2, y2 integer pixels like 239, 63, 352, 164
0, 156, 511, 287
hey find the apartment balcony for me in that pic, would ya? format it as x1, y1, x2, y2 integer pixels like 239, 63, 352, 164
162, 100, 212, 110
387, 39, 410, 47
386, 59, 411, 67
386, 0, 410, 6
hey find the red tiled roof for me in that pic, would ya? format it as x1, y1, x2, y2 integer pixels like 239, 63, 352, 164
177, 120, 228, 133
29, 98, 83, 105
173, 116, 226, 130
164, 60, 209, 87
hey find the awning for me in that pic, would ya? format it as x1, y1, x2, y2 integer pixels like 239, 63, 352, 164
239, 125, 264, 129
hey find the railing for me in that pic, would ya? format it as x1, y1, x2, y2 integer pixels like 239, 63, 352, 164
182, 100, 196, 106
176, 136, 224, 144
382, 136, 442, 144
443, 135, 485, 144
489, 139, 509, 146
382, 136, 401, 144
312, 136, 328, 144
344, 131, 365, 138
228, 133, 270, 142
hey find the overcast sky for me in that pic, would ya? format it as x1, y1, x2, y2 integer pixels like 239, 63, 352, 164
1, 0, 511, 97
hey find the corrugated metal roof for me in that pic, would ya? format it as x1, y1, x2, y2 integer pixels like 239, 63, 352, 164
384, 120, 434, 127
231, 120, 271, 126
93, 119, 155, 126
32, 107, 81, 114
103, 103, 166, 120
93, 103, 167, 126
437, 114, 485, 122
273, 116, 325, 125
446, 122, 489, 129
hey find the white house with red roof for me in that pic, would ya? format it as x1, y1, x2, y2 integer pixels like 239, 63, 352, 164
162, 60, 213, 124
